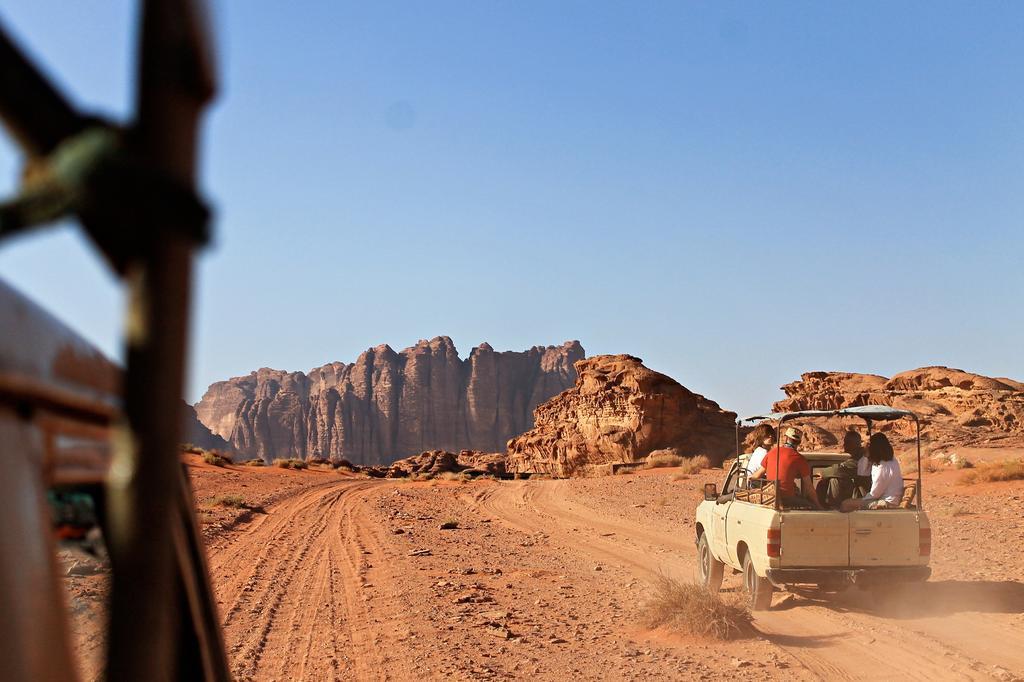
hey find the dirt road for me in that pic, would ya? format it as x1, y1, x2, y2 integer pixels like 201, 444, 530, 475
474, 480, 1024, 681
195, 467, 1024, 681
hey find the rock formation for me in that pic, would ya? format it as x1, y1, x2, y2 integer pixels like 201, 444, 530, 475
773, 366, 1024, 449
194, 338, 584, 465
506, 355, 737, 477
363, 449, 507, 479
182, 403, 231, 452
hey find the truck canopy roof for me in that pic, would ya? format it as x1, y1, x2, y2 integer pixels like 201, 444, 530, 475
743, 405, 918, 423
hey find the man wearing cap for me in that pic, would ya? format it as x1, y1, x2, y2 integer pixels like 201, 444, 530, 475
751, 426, 823, 509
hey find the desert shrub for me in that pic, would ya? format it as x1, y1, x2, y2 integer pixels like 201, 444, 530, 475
436, 471, 469, 482
959, 460, 1024, 485
243, 458, 266, 467
671, 473, 691, 481
274, 458, 309, 470
202, 452, 229, 467
308, 457, 330, 466
677, 455, 712, 475
212, 495, 246, 508
643, 575, 751, 640
439, 519, 459, 530
645, 449, 685, 469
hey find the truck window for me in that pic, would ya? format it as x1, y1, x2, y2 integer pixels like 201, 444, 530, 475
722, 464, 740, 494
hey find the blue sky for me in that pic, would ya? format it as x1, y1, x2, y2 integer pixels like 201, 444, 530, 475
1, 2, 1021, 417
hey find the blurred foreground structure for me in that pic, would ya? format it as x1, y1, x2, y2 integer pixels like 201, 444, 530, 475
0, 2, 229, 679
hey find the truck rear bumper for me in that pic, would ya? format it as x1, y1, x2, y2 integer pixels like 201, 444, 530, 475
765, 566, 931, 588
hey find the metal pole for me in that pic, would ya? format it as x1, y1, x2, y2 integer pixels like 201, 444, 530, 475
105, 2, 214, 680
915, 416, 923, 510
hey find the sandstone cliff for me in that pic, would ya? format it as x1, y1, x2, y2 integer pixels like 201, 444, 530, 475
194, 338, 584, 465
182, 403, 231, 452
773, 366, 1024, 448
506, 355, 737, 477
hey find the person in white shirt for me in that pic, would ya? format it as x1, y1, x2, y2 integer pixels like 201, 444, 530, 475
841, 433, 904, 511
744, 423, 776, 475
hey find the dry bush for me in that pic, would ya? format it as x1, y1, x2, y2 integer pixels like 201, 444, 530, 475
643, 575, 751, 640
645, 449, 685, 469
671, 472, 691, 481
243, 458, 265, 467
212, 494, 246, 508
678, 455, 712, 474
274, 458, 309, 470
959, 460, 1024, 485
202, 452, 229, 467
436, 471, 470, 482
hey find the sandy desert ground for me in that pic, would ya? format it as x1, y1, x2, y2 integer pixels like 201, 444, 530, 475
63, 451, 1024, 681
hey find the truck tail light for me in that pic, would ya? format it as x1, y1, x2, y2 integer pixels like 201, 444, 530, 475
919, 527, 931, 556
767, 528, 781, 558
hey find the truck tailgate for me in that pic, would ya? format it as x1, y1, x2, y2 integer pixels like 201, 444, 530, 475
849, 510, 922, 566
779, 512, 849, 567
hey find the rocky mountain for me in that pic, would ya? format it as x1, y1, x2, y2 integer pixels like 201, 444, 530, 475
506, 355, 737, 477
182, 403, 231, 452
773, 366, 1024, 449
194, 338, 584, 465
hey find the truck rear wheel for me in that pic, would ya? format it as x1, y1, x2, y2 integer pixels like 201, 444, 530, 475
697, 534, 724, 592
742, 553, 774, 611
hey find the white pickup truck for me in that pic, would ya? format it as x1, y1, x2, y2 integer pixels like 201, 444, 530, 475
694, 406, 931, 609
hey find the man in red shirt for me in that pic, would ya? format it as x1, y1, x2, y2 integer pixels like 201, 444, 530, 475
752, 426, 823, 509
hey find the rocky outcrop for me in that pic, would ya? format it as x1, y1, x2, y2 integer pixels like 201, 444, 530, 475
506, 355, 737, 477
773, 366, 1024, 448
365, 449, 507, 479
194, 338, 584, 465
182, 403, 231, 452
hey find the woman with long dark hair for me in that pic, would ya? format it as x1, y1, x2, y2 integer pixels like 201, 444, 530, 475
841, 432, 904, 511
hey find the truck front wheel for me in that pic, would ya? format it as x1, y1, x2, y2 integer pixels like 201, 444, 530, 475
742, 553, 774, 611
697, 534, 724, 592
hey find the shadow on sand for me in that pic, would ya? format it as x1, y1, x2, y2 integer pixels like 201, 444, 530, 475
771, 579, 1024, 619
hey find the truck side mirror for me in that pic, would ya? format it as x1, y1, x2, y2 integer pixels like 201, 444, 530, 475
703, 483, 718, 501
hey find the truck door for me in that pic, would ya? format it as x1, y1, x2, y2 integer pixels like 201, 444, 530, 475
710, 466, 739, 561
849, 511, 921, 566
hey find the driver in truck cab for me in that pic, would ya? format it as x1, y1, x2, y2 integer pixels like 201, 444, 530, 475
751, 426, 824, 509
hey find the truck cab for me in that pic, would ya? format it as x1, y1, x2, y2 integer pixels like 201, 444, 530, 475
694, 407, 931, 610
